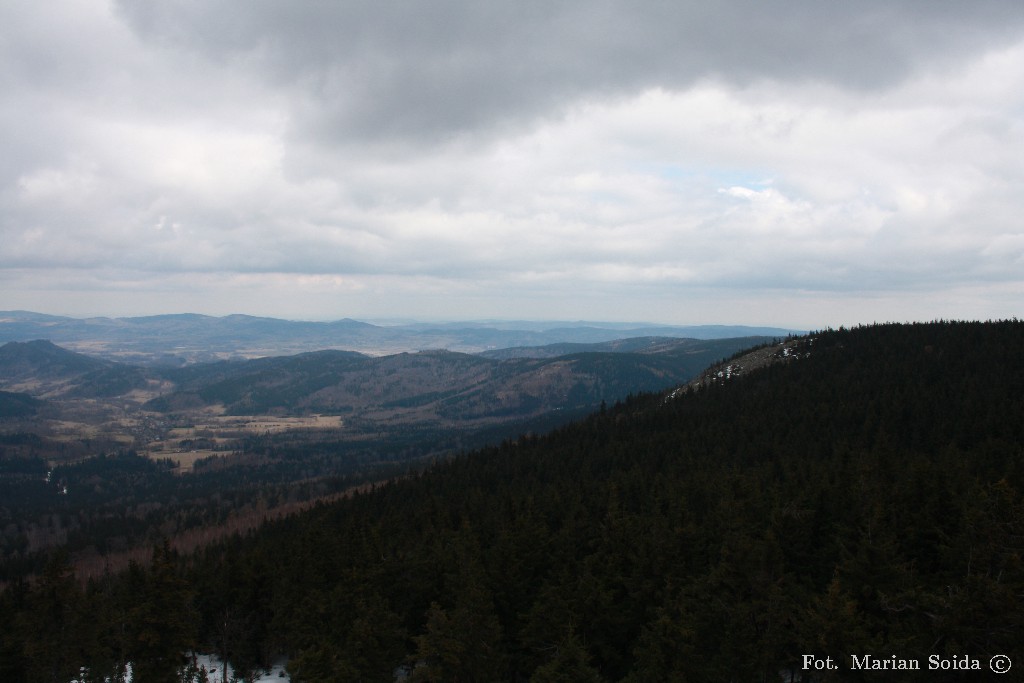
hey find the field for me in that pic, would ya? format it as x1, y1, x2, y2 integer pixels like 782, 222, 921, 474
143, 414, 345, 471
1, 396, 347, 471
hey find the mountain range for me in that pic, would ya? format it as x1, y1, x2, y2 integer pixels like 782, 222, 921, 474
0, 335, 777, 425
0, 310, 800, 363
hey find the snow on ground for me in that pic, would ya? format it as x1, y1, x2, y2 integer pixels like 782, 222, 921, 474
68, 654, 290, 683
192, 654, 290, 682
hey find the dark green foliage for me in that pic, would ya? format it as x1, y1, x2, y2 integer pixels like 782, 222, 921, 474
0, 544, 201, 683
69, 366, 150, 398
123, 543, 196, 683
410, 529, 507, 681
2, 321, 1022, 680
528, 628, 605, 683
0, 390, 44, 417
16, 551, 86, 683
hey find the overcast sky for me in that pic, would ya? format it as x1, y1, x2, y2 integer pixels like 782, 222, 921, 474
2, 0, 1023, 327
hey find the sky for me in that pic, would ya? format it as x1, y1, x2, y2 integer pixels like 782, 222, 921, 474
2, 0, 1023, 328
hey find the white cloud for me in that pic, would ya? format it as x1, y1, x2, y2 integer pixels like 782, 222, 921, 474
0, 1, 1022, 327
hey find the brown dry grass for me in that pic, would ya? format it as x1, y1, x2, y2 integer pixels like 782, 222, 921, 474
142, 414, 344, 470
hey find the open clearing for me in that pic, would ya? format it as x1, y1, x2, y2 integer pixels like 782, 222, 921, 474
142, 414, 345, 471
166, 414, 344, 436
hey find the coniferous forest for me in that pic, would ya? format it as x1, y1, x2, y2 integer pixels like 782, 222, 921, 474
1, 321, 1022, 682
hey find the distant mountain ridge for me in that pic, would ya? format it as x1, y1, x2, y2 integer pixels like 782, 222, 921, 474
0, 336, 774, 425
477, 335, 726, 359
149, 337, 772, 418
0, 310, 801, 363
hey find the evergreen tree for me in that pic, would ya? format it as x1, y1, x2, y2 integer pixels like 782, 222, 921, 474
411, 529, 506, 682
18, 551, 85, 683
129, 542, 196, 683
529, 628, 604, 683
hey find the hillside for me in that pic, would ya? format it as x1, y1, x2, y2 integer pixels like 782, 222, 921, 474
0, 336, 771, 429
0, 340, 154, 400
0, 340, 107, 389
0, 335, 772, 586
2, 320, 1020, 681
146, 336, 770, 421
0, 391, 43, 418
476, 335, 757, 359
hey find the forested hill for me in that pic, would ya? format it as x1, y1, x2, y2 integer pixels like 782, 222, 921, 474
3, 321, 1022, 682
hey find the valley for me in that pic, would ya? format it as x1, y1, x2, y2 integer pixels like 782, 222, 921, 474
0, 323, 782, 585
0, 333, 779, 468
144, 414, 346, 472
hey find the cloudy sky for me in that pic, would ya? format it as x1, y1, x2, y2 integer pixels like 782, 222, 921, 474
2, 0, 1023, 327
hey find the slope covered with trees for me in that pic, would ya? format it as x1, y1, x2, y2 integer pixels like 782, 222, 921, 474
1, 321, 1021, 682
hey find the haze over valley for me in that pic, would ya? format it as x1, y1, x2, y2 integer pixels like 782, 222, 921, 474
0, 310, 798, 363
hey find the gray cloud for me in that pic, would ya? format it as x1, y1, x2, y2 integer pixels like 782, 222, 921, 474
114, 0, 1024, 146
